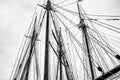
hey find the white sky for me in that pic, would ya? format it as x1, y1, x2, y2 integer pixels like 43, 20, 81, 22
0, 0, 120, 80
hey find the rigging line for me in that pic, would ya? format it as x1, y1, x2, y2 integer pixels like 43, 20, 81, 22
49, 41, 59, 57
89, 34, 116, 56
56, 0, 68, 5
77, 3, 120, 45
87, 14, 120, 17
106, 38, 120, 49
21, 43, 36, 80
103, 47, 118, 67
102, 33, 120, 43
10, 17, 38, 77
79, 2, 118, 21
88, 37, 102, 67
78, 2, 119, 36
10, 37, 28, 79
70, 30, 99, 79
54, 16, 76, 80
77, 3, 96, 79
54, 3, 120, 22
90, 33, 118, 68
55, 13, 101, 70
56, 10, 77, 27
86, 18, 120, 21
59, 1, 77, 7
65, 39, 76, 79
12, 39, 32, 79
55, 10, 81, 33
90, 40, 106, 70
52, 3, 79, 15
102, 33, 118, 55
90, 28, 118, 54
99, 41, 118, 68
30, 13, 46, 44
77, 1, 87, 21
88, 31, 116, 55
102, 35, 120, 55
78, 2, 111, 56
68, 36, 79, 80
50, 12, 74, 76
68, 32, 91, 78
76, 2, 116, 71
54, 2, 120, 20
49, 41, 66, 66
87, 23, 119, 56
26, 0, 43, 36
91, 21, 120, 33
88, 27, 120, 42
84, 32, 102, 68
36, 10, 46, 33
14, 23, 39, 79
67, 39, 78, 79
87, 28, 106, 69
60, 43, 74, 80
34, 46, 41, 80
101, 36, 120, 56
89, 31, 120, 64
94, 20, 120, 31
88, 29, 111, 71
89, 36, 118, 70
92, 42, 110, 71
50, 12, 59, 41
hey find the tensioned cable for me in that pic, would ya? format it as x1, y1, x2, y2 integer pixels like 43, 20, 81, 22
56, 10, 77, 27
78, 3, 120, 33
56, 0, 68, 5
88, 27, 120, 42
88, 28, 120, 55
55, 12, 101, 69
53, 3, 120, 22
11, 10, 46, 79
76, 1, 119, 73
52, 3, 78, 15
53, 3, 120, 19
93, 20, 120, 31
87, 14, 120, 17
54, 11, 92, 77
59, 1, 77, 7
91, 21, 120, 33
68, 31, 91, 78
89, 33, 118, 67
78, 2, 120, 52
88, 34, 117, 56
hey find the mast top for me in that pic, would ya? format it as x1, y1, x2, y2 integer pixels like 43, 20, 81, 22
78, 0, 83, 2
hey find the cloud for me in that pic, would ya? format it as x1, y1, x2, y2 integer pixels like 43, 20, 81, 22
0, 0, 37, 79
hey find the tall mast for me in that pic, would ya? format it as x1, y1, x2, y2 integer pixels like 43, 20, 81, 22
81, 23, 95, 80
44, 0, 51, 80
77, 1, 95, 80
58, 29, 62, 80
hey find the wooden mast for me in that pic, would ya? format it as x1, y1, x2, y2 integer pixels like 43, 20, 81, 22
44, 0, 51, 80
77, 1, 95, 80
58, 29, 62, 80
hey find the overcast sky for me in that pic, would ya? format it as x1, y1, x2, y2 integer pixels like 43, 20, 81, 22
0, 0, 120, 80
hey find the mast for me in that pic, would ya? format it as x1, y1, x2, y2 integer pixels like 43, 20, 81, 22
58, 29, 62, 80
77, 1, 95, 80
44, 0, 51, 80
82, 23, 95, 80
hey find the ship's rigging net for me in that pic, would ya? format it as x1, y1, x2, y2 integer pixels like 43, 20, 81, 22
10, 0, 120, 80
